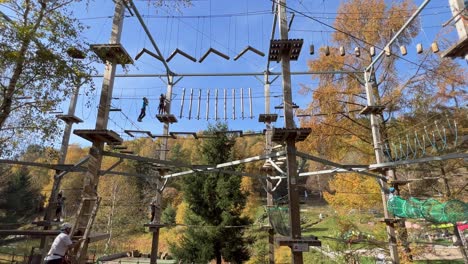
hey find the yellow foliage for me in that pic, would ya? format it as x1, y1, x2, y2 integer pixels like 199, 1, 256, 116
324, 173, 381, 214
175, 201, 188, 224
274, 246, 291, 264
240, 177, 259, 219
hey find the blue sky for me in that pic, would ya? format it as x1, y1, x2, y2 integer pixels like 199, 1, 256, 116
48, 0, 463, 147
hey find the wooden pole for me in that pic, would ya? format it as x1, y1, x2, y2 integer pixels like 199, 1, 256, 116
40, 83, 81, 261
264, 72, 275, 264
277, 0, 303, 263
77, 1, 125, 263
364, 70, 400, 264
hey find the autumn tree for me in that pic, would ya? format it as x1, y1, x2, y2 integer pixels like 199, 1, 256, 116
0, 0, 95, 156
170, 123, 252, 264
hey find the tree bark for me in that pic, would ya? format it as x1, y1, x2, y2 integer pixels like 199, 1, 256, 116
0, 2, 46, 130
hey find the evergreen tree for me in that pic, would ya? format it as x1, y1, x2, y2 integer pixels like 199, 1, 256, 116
171, 122, 252, 264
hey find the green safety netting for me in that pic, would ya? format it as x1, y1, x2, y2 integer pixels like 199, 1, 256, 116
267, 206, 290, 236
388, 196, 468, 223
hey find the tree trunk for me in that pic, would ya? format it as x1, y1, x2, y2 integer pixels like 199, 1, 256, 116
0, 3, 46, 130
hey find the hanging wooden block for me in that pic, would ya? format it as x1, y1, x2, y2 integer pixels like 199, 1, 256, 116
215, 89, 219, 120
384, 46, 391, 57
179, 88, 185, 118
309, 44, 314, 55
370, 46, 375, 57
324, 46, 330, 56
416, 43, 423, 54
431, 42, 439, 53
339, 46, 346, 56
206, 90, 210, 120
400, 45, 407, 56
354, 47, 360, 57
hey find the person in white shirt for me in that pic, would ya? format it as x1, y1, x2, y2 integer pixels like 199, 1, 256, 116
44, 223, 74, 264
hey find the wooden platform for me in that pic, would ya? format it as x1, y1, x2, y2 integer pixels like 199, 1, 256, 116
170, 132, 198, 139
359, 105, 385, 115
74, 129, 123, 145
276, 236, 321, 250
269, 39, 304, 62
441, 35, 468, 58
124, 130, 153, 138
259, 114, 278, 123
266, 127, 312, 142
90, 43, 133, 65
56, 114, 83, 124
156, 114, 178, 123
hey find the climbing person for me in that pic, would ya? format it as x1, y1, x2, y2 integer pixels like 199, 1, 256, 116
388, 187, 396, 200
54, 192, 65, 222
150, 201, 156, 223
44, 223, 79, 264
158, 94, 168, 114
137, 97, 149, 122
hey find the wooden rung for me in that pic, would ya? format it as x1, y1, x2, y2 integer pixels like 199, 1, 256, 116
354, 47, 360, 57
369, 46, 375, 57
431, 42, 439, 53
234, 46, 265, 61
324, 46, 330, 56
400, 45, 407, 56
156, 114, 178, 123
199, 48, 230, 62
309, 44, 314, 55
339, 46, 346, 56
120, 150, 134, 154
416, 43, 423, 54
166, 48, 197, 62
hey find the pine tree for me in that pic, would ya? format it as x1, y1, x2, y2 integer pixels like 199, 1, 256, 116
170, 122, 252, 264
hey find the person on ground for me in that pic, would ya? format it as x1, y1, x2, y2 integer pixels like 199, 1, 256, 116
137, 97, 149, 122
44, 223, 79, 264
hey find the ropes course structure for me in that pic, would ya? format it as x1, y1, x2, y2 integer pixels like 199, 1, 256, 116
1, 0, 467, 264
